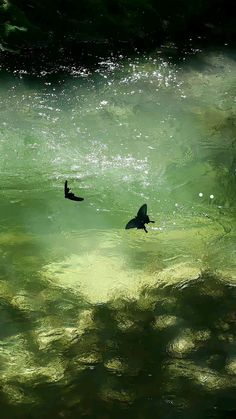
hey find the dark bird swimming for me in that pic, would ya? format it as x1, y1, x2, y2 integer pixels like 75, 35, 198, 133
125, 204, 155, 233
64, 180, 84, 201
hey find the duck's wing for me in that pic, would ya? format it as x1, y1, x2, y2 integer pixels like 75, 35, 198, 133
65, 180, 84, 201
125, 217, 138, 229
64, 180, 70, 196
137, 204, 147, 218
70, 195, 84, 201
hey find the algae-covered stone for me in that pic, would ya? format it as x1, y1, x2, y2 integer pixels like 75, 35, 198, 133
104, 358, 126, 374
155, 262, 200, 287
11, 294, 36, 312
0, 280, 14, 300
35, 326, 78, 351
153, 315, 178, 330
1, 383, 37, 405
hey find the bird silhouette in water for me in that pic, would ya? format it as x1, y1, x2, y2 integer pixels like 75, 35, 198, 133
64, 180, 84, 201
125, 204, 155, 233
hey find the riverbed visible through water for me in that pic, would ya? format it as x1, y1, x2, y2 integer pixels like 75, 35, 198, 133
0, 47, 236, 418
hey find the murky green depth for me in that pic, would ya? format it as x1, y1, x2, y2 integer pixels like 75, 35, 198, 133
0, 49, 236, 418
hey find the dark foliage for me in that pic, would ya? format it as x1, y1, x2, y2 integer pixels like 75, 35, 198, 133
0, 0, 235, 56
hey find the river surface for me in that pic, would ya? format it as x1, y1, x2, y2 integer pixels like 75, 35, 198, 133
0, 47, 236, 418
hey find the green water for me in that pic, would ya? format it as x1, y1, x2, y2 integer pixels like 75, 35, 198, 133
0, 48, 236, 418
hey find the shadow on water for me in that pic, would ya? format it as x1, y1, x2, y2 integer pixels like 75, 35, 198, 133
0, 43, 235, 81
1, 271, 236, 418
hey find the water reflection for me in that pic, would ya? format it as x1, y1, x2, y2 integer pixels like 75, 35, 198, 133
0, 48, 236, 418
1, 272, 236, 418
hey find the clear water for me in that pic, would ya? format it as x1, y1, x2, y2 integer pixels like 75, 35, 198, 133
0, 48, 236, 418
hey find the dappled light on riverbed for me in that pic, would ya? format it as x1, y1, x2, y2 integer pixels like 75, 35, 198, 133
1, 272, 236, 418
0, 47, 236, 418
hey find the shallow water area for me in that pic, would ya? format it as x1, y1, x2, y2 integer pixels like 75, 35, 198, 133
0, 47, 236, 418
